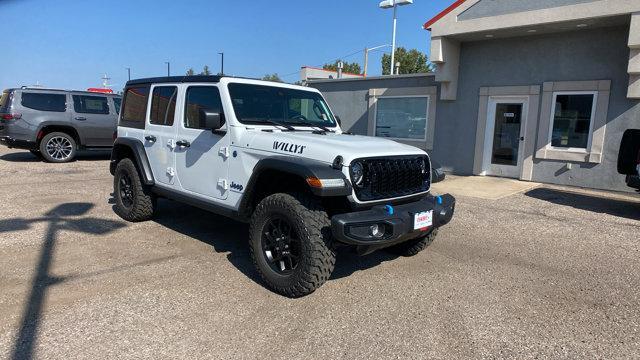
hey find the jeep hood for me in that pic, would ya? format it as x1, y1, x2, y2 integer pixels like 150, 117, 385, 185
240, 130, 427, 165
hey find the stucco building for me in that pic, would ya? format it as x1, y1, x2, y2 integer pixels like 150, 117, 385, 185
310, 0, 640, 192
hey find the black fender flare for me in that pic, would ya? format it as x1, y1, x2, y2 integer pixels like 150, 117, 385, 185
110, 137, 154, 185
238, 156, 352, 216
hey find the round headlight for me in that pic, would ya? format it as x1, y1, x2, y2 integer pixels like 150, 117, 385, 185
351, 162, 364, 187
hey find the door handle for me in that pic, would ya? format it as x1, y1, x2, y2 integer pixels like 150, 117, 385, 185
145, 135, 157, 142
74, 116, 87, 121
176, 140, 190, 148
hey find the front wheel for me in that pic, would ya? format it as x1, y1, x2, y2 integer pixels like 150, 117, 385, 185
249, 193, 336, 297
39, 132, 77, 163
113, 158, 156, 222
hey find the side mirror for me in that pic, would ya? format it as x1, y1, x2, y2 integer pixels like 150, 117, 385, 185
335, 116, 342, 126
200, 109, 224, 131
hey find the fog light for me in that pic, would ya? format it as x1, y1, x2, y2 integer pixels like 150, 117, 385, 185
370, 224, 384, 238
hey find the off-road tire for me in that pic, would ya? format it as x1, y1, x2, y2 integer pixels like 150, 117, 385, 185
113, 158, 156, 222
249, 192, 336, 297
387, 229, 438, 257
39, 132, 77, 163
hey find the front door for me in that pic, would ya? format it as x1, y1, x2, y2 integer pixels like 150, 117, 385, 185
483, 98, 527, 178
144, 85, 178, 186
174, 85, 230, 201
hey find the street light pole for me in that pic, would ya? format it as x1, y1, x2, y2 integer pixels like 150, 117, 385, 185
165, 62, 170, 76
379, 0, 412, 75
218, 52, 224, 75
390, 2, 397, 75
363, 44, 390, 77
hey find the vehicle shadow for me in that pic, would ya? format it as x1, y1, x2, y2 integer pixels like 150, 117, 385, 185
0, 202, 126, 360
0, 150, 111, 163
150, 199, 400, 290
525, 187, 640, 221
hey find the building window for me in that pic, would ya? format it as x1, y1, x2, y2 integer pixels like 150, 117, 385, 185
549, 92, 596, 150
149, 86, 177, 126
374, 96, 428, 140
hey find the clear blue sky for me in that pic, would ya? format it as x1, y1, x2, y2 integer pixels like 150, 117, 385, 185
0, 0, 451, 91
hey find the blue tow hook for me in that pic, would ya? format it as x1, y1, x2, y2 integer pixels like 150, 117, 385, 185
384, 205, 394, 215
436, 196, 443, 205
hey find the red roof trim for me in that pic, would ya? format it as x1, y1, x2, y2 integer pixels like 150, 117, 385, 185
423, 0, 467, 30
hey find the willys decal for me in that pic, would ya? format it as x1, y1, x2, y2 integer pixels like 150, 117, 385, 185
273, 141, 306, 154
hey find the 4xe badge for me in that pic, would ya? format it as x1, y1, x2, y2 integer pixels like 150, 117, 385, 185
273, 141, 306, 154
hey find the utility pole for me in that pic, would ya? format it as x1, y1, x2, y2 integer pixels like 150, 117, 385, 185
125, 67, 131, 81
218, 52, 224, 75
165, 62, 170, 76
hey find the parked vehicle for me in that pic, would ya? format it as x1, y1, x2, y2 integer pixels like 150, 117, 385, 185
0, 87, 122, 162
618, 129, 640, 191
110, 76, 456, 297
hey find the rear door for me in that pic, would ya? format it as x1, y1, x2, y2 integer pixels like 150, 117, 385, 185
71, 93, 115, 147
174, 84, 230, 200
144, 85, 178, 186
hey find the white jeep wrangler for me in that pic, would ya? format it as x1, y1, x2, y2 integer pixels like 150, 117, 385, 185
110, 76, 455, 297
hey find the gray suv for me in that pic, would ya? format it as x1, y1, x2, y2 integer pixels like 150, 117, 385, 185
0, 87, 122, 162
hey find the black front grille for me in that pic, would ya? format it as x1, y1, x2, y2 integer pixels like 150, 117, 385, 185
352, 156, 430, 201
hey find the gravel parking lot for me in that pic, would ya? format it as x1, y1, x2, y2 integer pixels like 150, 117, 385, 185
1, 146, 639, 359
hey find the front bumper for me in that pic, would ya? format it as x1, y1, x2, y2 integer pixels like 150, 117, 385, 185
331, 194, 455, 252
0, 136, 37, 150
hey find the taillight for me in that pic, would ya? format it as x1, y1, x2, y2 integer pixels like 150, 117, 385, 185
1, 113, 21, 120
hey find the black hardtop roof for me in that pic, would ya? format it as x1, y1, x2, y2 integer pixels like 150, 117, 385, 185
126, 75, 225, 86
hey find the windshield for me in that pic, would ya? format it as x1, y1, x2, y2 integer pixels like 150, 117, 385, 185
228, 83, 336, 128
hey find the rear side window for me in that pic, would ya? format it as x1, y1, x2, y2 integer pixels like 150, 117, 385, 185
113, 98, 122, 114
184, 86, 223, 129
120, 86, 150, 129
21, 92, 66, 112
149, 86, 177, 126
73, 95, 109, 114
0, 91, 11, 111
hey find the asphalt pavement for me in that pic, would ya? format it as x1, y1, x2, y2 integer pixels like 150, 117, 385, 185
0, 146, 639, 359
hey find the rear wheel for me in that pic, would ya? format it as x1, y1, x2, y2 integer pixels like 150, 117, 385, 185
39, 132, 76, 163
387, 229, 438, 257
113, 158, 156, 222
249, 192, 336, 297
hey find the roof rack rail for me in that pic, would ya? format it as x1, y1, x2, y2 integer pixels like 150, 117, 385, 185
20, 86, 69, 91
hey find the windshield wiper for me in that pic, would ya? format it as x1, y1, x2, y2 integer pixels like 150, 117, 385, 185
261, 119, 296, 131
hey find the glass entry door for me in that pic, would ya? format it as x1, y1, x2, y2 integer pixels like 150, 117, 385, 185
483, 98, 527, 178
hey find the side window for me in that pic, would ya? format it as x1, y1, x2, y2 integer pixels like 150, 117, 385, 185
120, 86, 150, 129
184, 86, 223, 129
73, 95, 109, 115
149, 86, 177, 126
21, 93, 66, 112
113, 98, 122, 114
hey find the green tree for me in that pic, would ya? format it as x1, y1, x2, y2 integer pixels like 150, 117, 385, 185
186, 68, 195, 76
200, 65, 212, 75
262, 73, 282, 82
382, 47, 434, 75
323, 60, 362, 75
